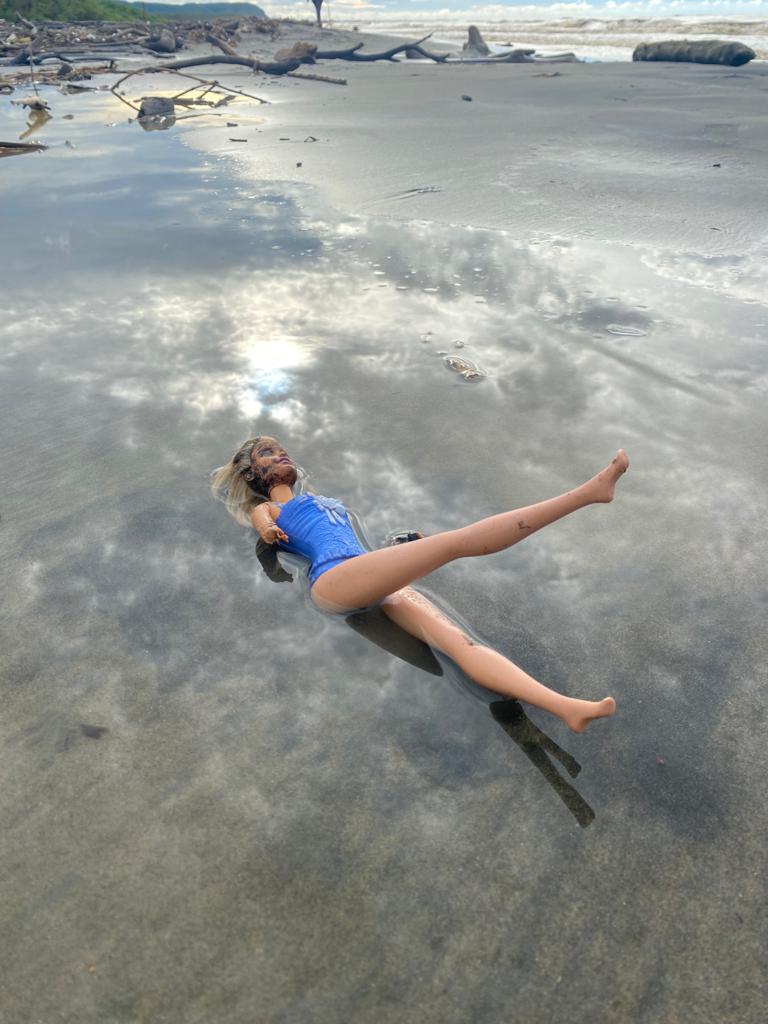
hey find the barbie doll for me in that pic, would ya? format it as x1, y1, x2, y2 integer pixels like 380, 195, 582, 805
211, 437, 629, 733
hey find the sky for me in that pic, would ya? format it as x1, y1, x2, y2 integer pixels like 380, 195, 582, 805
218, 0, 768, 23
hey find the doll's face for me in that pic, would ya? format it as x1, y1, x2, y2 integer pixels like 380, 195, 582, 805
246, 437, 297, 494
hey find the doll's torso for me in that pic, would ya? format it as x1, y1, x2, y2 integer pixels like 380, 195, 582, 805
275, 494, 365, 584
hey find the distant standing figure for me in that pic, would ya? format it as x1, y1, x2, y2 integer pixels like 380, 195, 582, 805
308, 0, 324, 28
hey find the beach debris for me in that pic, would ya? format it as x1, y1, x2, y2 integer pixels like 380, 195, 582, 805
448, 48, 537, 65
713, 163, 721, 168
138, 96, 175, 119
443, 355, 486, 382
386, 185, 442, 200
461, 94, 473, 102
605, 324, 647, 337
229, 137, 248, 142
314, 33, 448, 64
110, 67, 269, 122
287, 70, 348, 85
12, 95, 49, 111
274, 42, 317, 64
632, 39, 755, 66
136, 96, 176, 131
533, 53, 578, 63
58, 722, 109, 752
296, 161, 302, 167
19, 106, 51, 140
144, 29, 177, 55
146, 52, 303, 76
60, 82, 96, 93
463, 26, 491, 58
0, 139, 47, 158
0, 15, 276, 67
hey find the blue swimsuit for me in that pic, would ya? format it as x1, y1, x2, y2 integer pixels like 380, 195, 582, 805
275, 494, 366, 586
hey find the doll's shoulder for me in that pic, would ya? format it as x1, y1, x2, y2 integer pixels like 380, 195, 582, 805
249, 501, 281, 527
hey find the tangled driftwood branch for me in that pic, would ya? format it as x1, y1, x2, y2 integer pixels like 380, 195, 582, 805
314, 34, 447, 63
109, 66, 270, 114
155, 54, 302, 76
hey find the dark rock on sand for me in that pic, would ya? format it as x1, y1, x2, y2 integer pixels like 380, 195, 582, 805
632, 39, 756, 66
462, 26, 491, 58
145, 28, 177, 54
138, 96, 175, 118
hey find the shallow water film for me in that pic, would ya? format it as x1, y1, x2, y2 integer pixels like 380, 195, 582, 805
1, 96, 767, 1024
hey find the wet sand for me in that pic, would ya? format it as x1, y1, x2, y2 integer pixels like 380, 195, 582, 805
2, 30, 768, 1024
190, 26, 768, 257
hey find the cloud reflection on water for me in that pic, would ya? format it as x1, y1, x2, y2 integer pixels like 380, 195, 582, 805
1, 129, 767, 1022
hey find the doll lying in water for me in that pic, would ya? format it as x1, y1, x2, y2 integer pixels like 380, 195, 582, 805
211, 436, 629, 733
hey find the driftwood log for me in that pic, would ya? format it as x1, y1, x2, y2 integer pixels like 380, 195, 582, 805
9, 49, 71, 65
445, 49, 537, 64
146, 32, 451, 77
462, 26, 491, 57
314, 34, 447, 63
5, 48, 119, 66
0, 139, 47, 153
156, 54, 302, 76
632, 39, 756, 66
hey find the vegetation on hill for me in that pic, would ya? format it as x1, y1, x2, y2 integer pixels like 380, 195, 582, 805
131, 2, 266, 16
1, 0, 145, 19
1, 0, 266, 20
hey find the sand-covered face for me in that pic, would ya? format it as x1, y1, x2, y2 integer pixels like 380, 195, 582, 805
245, 437, 297, 496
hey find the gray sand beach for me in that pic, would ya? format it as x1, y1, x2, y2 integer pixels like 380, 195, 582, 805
192, 29, 768, 255
2, 23, 768, 1024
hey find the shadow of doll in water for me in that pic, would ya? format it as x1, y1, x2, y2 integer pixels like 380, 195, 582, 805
257, 541, 595, 828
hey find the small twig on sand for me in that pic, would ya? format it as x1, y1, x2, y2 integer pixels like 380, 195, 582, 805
286, 70, 347, 85
26, 18, 40, 99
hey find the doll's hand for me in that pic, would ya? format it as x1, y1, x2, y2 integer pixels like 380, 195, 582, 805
260, 524, 289, 545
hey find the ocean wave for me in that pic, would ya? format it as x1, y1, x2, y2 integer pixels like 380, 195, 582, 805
338, 15, 768, 61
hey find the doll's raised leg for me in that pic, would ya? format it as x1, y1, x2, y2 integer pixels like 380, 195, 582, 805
381, 587, 615, 732
312, 449, 628, 614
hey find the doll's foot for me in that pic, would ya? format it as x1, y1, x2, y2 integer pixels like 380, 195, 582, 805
564, 696, 616, 734
590, 449, 629, 503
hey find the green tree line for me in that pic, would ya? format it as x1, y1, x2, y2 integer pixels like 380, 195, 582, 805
1, 0, 150, 20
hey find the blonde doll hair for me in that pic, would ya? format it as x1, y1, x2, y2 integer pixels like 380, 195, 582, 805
210, 436, 271, 527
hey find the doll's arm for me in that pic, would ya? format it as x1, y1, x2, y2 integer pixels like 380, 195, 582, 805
389, 531, 425, 546
255, 539, 294, 583
249, 503, 289, 545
